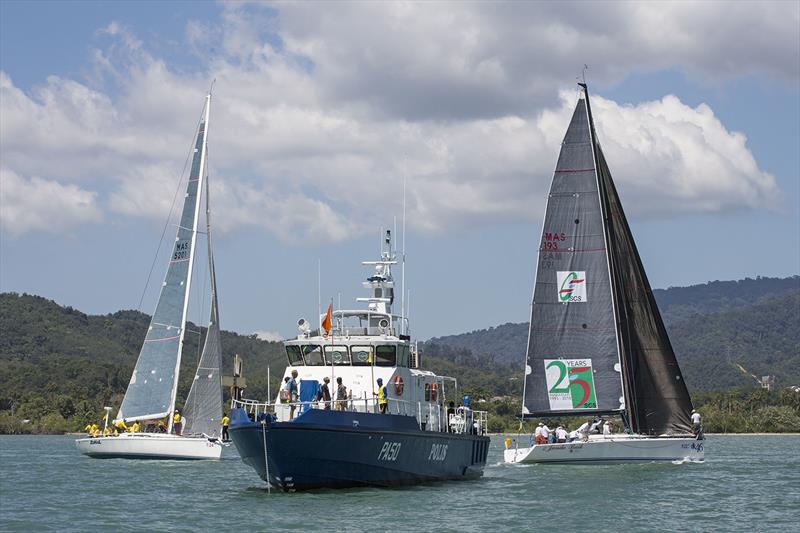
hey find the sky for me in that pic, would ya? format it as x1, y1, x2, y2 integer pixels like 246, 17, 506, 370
1, 1, 798, 342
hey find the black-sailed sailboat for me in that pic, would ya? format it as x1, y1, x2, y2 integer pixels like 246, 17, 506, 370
504, 84, 704, 464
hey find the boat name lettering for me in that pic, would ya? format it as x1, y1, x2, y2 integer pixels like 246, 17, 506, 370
89, 439, 102, 445
378, 441, 401, 462
682, 442, 703, 452
428, 443, 448, 461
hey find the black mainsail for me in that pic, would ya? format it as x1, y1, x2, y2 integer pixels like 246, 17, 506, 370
522, 84, 693, 435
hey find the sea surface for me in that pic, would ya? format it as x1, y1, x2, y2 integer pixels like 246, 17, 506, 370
0, 435, 797, 532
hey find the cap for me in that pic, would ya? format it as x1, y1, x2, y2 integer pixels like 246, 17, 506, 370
538, 422, 543, 426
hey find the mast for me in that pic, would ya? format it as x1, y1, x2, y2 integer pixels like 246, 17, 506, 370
167, 92, 211, 433
580, 83, 632, 429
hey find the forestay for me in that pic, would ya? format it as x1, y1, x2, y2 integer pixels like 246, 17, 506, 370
117, 109, 209, 423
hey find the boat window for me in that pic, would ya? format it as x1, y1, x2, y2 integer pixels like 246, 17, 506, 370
397, 345, 410, 367
375, 345, 396, 367
351, 346, 373, 366
324, 345, 350, 365
302, 345, 325, 366
286, 345, 304, 366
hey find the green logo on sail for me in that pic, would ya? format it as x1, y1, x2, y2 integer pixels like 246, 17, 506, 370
544, 359, 597, 410
557, 271, 587, 302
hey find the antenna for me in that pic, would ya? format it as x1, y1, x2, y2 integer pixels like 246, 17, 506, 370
579, 64, 588, 84
317, 259, 322, 331
401, 176, 407, 335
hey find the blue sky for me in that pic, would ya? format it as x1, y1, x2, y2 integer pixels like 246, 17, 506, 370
1, 1, 798, 341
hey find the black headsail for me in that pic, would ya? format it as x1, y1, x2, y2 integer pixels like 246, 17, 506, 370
584, 85, 693, 435
522, 84, 693, 435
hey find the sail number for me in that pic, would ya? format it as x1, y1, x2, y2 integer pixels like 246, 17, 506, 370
378, 441, 401, 462
173, 241, 190, 261
428, 443, 448, 461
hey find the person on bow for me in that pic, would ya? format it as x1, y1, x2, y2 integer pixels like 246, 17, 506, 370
375, 378, 389, 414
288, 370, 299, 419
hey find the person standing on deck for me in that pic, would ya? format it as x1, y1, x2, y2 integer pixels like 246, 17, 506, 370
221, 413, 230, 441
375, 378, 388, 414
534, 423, 544, 445
173, 410, 182, 435
288, 370, 299, 419
336, 377, 347, 411
603, 420, 612, 437
319, 377, 332, 410
555, 425, 568, 443
576, 420, 590, 441
691, 410, 702, 436
540, 423, 552, 444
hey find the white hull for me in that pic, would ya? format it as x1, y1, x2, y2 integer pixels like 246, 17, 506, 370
504, 434, 704, 464
75, 433, 222, 460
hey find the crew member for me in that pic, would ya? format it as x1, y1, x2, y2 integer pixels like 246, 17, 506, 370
691, 410, 702, 436
319, 377, 332, 410
130, 421, 140, 433
534, 422, 544, 445
288, 370, 299, 419
555, 425, 568, 443
540, 423, 553, 444
504, 436, 512, 449
376, 378, 388, 414
575, 420, 591, 441
173, 410, 182, 435
603, 420, 612, 437
336, 377, 347, 411
114, 419, 127, 434
221, 413, 230, 441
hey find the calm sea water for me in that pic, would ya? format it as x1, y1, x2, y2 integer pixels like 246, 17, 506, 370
0, 435, 797, 532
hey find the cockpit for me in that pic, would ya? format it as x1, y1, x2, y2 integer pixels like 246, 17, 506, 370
284, 343, 412, 367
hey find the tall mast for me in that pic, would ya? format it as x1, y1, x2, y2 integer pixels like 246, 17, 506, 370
167, 92, 211, 433
581, 83, 633, 430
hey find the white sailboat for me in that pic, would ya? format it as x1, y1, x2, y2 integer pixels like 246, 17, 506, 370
76, 92, 224, 460
504, 84, 704, 465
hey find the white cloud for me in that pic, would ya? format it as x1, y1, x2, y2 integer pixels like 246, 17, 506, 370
0, 168, 102, 236
0, 3, 792, 240
254, 330, 284, 342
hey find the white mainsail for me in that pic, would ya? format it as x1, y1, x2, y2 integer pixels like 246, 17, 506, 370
117, 95, 211, 425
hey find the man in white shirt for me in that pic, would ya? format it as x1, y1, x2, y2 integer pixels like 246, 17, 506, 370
575, 420, 590, 441
555, 425, 568, 443
602, 420, 612, 437
588, 417, 603, 434
540, 424, 552, 444
691, 410, 702, 435
534, 423, 543, 445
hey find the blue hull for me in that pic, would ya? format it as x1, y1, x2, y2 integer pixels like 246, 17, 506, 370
229, 408, 489, 491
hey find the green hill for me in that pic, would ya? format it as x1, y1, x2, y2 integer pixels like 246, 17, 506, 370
422, 276, 800, 392
0, 292, 516, 433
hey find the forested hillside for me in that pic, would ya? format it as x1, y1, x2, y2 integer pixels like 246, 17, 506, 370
0, 293, 515, 433
423, 276, 800, 391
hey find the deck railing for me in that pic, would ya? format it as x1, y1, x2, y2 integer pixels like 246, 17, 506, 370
231, 397, 487, 435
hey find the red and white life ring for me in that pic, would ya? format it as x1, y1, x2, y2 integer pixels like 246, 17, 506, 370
393, 375, 404, 396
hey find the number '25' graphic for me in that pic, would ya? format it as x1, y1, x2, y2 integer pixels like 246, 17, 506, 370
546, 360, 593, 408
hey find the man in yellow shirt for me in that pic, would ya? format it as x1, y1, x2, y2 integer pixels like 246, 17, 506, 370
221, 414, 230, 441
173, 410, 182, 435
130, 421, 140, 433
114, 419, 128, 434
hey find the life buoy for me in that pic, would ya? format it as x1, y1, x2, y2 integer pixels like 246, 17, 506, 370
393, 375, 404, 396
430, 383, 438, 402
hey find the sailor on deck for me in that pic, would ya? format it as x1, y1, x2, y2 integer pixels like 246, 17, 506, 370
588, 417, 603, 434
221, 413, 230, 441
603, 420, 612, 437
691, 410, 702, 436
575, 420, 590, 441
376, 378, 388, 414
534, 423, 544, 445
541, 423, 553, 444
555, 426, 568, 443
173, 410, 182, 435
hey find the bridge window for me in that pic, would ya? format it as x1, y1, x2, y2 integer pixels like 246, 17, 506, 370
375, 345, 396, 367
302, 345, 325, 366
324, 345, 350, 365
398, 345, 410, 367
351, 346, 373, 366
286, 345, 304, 366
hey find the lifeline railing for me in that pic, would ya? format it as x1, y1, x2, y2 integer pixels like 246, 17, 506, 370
231, 397, 487, 435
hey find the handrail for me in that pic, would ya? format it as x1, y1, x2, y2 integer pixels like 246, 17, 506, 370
231, 397, 488, 435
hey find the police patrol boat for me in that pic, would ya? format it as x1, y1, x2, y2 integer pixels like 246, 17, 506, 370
504, 83, 704, 465
229, 232, 490, 490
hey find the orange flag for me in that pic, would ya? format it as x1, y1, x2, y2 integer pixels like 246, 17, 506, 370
322, 303, 333, 335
